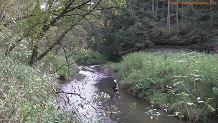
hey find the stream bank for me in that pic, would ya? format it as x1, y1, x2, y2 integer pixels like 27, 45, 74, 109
57, 65, 190, 123
102, 51, 218, 123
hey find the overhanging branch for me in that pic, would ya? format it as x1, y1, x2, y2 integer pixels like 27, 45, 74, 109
36, 0, 103, 62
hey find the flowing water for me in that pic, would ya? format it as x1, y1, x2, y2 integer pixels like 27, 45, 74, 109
57, 65, 188, 123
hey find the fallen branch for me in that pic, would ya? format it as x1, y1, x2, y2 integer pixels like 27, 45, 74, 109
53, 88, 99, 111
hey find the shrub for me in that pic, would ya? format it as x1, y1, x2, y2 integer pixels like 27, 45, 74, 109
73, 49, 106, 65
0, 57, 78, 122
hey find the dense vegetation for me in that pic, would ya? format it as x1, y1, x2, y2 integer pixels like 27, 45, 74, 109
1, 0, 218, 122
88, 0, 218, 60
108, 51, 218, 122
0, 53, 80, 122
0, 0, 117, 122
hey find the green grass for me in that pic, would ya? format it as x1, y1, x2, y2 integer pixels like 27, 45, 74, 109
113, 51, 218, 122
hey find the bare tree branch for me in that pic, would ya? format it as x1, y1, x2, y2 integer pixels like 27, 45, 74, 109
54, 89, 99, 111
59, 43, 71, 79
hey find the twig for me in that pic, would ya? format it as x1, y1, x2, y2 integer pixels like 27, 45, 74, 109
52, 87, 69, 106
60, 43, 71, 78
53, 88, 99, 112
50, 62, 75, 74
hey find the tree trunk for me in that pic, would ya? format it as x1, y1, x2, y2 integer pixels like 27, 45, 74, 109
27, 0, 103, 65
210, 0, 213, 27
152, 0, 155, 15
155, 0, 159, 20
167, 0, 171, 32
176, 0, 179, 31
5, 38, 22, 56
29, 45, 38, 66
36, 23, 76, 62
36, 0, 103, 63
4, 22, 40, 56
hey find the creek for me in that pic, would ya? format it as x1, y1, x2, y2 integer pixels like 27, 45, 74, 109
57, 65, 188, 123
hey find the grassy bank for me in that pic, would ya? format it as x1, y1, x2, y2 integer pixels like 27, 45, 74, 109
0, 54, 78, 122
109, 51, 218, 122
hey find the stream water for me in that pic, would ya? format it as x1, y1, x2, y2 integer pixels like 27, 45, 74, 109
57, 65, 188, 123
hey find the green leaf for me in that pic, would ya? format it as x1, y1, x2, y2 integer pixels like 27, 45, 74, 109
207, 104, 215, 113
187, 102, 196, 106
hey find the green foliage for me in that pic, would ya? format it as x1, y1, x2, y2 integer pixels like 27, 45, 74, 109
73, 49, 107, 65
41, 54, 74, 75
1, 0, 122, 65
88, 0, 218, 61
115, 51, 218, 122
88, 0, 155, 60
0, 57, 79, 122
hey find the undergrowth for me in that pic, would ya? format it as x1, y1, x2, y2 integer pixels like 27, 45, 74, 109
72, 49, 107, 65
0, 55, 79, 122
111, 51, 218, 123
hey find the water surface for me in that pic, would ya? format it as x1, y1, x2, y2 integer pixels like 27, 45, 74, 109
58, 65, 188, 123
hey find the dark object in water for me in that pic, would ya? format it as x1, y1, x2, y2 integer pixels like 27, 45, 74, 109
57, 74, 69, 81
215, 108, 218, 115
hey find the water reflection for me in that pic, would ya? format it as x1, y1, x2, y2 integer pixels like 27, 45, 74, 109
57, 65, 106, 122
96, 76, 187, 123
59, 66, 188, 123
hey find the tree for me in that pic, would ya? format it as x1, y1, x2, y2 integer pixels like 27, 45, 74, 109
88, 0, 159, 60
1, 0, 117, 65
167, 0, 170, 32
176, 0, 179, 30
87, 0, 218, 60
